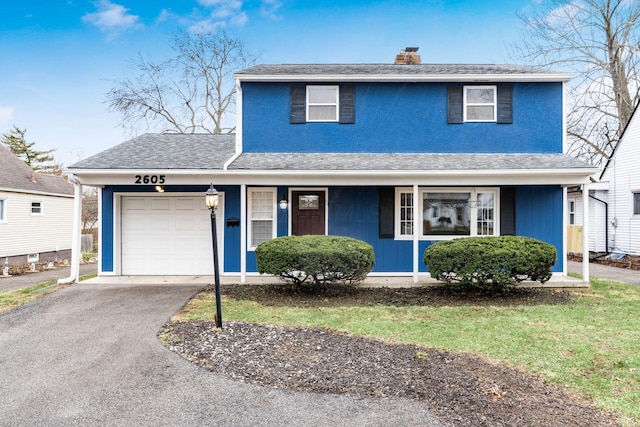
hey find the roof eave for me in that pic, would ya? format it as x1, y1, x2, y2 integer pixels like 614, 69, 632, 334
234, 73, 573, 83
68, 167, 597, 187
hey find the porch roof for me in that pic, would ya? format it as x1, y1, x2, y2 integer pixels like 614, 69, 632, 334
66, 133, 597, 186
229, 152, 593, 172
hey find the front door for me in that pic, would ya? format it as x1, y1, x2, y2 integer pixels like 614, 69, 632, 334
292, 191, 326, 235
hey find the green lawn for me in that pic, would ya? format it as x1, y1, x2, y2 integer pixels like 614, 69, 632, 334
182, 277, 640, 426
0, 273, 96, 314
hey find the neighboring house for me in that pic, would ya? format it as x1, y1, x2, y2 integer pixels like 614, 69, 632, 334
0, 143, 74, 268
66, 51, 597, 281
568, 102, 640, 255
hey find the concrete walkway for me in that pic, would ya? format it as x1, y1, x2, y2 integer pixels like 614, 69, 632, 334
0, 279, 444, 426
0, 263, 98, 293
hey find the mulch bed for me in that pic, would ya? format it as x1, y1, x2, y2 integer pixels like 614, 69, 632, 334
160, 285, 620, 427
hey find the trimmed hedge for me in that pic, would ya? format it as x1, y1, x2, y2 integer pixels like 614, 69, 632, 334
423, 236, 556, 288
255, 235, 375, 287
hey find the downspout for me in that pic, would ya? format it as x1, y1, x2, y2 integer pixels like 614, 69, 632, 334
58, 174, 83, 284
589, 194, 609, 256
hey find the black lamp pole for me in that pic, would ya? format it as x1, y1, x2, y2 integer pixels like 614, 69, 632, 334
205, 183, 222, 329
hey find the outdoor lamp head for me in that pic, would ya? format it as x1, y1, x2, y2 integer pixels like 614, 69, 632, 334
205, 183, 219, 210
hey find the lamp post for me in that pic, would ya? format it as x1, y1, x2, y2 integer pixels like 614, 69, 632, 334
205, 183, 222, 329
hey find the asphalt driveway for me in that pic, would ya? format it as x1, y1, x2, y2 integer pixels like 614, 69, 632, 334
0, 280, 444, 426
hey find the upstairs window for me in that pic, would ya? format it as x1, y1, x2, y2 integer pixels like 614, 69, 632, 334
307, 85, 338, 121
448, 84, 512, 124
290, 84, 355, 124
464, 86, 496, 122
0, 199, 6, 222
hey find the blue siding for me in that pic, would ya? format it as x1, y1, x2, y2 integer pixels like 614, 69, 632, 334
515, 186, 564, 272
327, 187, 412, 273
242, 82, 563, 154
101, 187, 114, 273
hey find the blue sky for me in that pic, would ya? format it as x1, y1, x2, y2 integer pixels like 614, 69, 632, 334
1, 0, 535, 167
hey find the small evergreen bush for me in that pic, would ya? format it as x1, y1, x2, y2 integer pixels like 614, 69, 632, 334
423, 236, 556, 288
255, 235, 375, 288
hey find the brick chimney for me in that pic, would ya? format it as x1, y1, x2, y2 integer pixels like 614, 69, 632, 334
394, 47, 421, 65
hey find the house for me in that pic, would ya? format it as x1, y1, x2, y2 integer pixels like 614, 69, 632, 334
65, 51, 598, 283
568, 102, 640, 255
0, 143, 74, 269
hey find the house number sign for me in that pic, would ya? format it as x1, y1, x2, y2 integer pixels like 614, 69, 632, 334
134, 175, 166, 184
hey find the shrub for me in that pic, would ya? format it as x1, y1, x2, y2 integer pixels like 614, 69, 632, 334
255, 235, 375, 288
423, 236, 556, 288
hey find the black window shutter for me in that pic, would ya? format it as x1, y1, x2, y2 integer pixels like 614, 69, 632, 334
497, 85, 513, 124
290, 84, 306, 124
447, 84, 463, 124
500, 187, 516, 235
379, 188, 395, 238
339, 84, 356, 124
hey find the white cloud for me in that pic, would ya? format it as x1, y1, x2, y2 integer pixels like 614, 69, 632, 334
0, 106, 15, 125
187, 0, 248, 32
545, 1, 583, 26
82, 0, 141, 37
260, 0, 283, 20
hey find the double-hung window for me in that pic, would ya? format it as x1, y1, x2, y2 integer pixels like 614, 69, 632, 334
248, 188, 277, 249
569, 200, 576, 224
31, 201, 43, 215
307, 85, 339, 122
290, 84, 355, 124
634, 192, 640, 215
395, 187, 499, 239
464, 86, 496, 122
0, 198, 6, 222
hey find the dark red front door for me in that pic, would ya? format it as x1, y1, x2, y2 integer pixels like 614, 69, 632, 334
292, 191, 326, 235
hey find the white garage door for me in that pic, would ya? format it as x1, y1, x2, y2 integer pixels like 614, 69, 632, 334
121, 195, 224, 275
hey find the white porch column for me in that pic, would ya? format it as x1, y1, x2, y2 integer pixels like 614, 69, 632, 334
58, 175, 82, 284
582, 183, 590, 281
240, 184, 247, 284
413, 184, 419, 283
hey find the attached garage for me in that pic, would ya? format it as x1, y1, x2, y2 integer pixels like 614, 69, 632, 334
120, 194, 224, 275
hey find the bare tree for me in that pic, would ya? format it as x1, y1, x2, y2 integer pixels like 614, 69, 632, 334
82, 187, 99, 231
513, 0, 640, 167
107, 29, 257, 134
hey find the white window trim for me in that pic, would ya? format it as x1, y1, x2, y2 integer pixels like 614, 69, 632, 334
0, 198, 6, 222
395, 187, 414, 240
27, 253, 39, 263
633, 192, 640, 216
463, 85, 497, 122
306, 85, 339, 122
31, 200, 43, 215
247, 187, 277, 251
569, 200, 576, 224
395, 187, 500, 240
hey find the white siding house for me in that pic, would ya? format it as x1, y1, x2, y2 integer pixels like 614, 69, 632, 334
0, 144, 74, 267
601, 104, 640, 254
570, 103, 640, 255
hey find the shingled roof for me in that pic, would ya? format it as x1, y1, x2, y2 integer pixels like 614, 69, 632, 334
0, 143, 72, 196
67, 133, 594, 175
69, 133, 236, 170
234, 63, 572, 82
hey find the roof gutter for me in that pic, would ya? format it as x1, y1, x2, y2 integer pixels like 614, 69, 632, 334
234, 73, 573, 83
